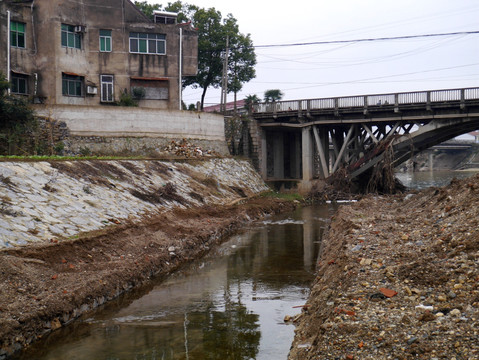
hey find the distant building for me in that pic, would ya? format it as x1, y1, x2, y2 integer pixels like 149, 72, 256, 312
203, 99, 247, 114
0, 0, 198, 110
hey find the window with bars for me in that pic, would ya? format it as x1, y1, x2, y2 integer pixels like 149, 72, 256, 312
129, 32, 166, 55
61, 24, 82, 49
99, 29, 112, 52
10, 21, 26, 48
101, 75, 114, 102
62, 73, 83, 96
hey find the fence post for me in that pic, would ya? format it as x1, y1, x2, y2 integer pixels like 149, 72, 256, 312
394, 94, 399, 113
460, 89, 465, 110
426, 91, 431, 111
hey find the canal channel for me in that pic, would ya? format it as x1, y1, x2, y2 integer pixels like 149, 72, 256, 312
16, 169, 478, 359
17, 204, 338, 360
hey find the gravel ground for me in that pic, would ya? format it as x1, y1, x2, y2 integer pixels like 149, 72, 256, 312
289, 174, 479, 360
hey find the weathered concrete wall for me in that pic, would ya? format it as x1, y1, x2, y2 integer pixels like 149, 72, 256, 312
65, 136, 228, 157
34, 105, 224, 140
0, 158, 269, 248
33, 105, 229, 156
0, 0, 198, 110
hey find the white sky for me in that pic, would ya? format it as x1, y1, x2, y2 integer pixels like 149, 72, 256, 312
149, 0, 479, 106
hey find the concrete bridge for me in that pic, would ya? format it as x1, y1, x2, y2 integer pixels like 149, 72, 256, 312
251, 87, 479, 189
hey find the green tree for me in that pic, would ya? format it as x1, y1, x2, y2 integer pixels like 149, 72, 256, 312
133, 2, 257, 110
134, 1, 161, 19
244, 94, 260, 113
0, 73, 36, 155
264, 89, 284, 102
183, 8, 256, 110
227, 27, 256, 112
134, 1, 197, 22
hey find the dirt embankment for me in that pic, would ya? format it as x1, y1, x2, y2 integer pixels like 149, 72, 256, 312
289, 174, 479, 360
0, 197, 295, 358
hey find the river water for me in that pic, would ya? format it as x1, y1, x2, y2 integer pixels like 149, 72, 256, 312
396, 169, 478, 190
18, 204, 338, 360
17, 170, 479, 360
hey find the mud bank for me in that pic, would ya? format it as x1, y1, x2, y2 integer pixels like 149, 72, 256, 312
289, 174, 479, 360
0, 159, 295, 358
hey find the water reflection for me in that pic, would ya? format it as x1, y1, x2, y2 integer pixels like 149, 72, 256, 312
396, 170, 478, 190
17, 204, 337, 360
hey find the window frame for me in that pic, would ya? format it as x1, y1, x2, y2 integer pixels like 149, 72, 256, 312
10, 21, 26, 49
11, 75, 28, 95
99, 29, 112, 52
100, 75, 114, 102
62, 73, 83, 97
129, 32, 166, 55
61, 24, 82, 49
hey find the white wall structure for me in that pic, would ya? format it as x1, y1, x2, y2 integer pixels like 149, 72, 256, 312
34, 105, 225, 141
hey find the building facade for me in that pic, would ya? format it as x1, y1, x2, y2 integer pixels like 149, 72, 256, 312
0, 0, 198, 110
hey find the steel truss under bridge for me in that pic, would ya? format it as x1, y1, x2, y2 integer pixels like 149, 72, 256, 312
252, 87, 479, 182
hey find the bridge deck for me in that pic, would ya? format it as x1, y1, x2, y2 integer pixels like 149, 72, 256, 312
252, 87, 479, 123
251, 86, 479, 185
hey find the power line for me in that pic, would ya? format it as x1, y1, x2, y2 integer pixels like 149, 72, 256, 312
255, 30, 479, 48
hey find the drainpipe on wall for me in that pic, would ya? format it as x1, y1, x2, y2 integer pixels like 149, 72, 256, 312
179, 27, 182, 110
33, 73, 38, 96
7, 10, 11, 94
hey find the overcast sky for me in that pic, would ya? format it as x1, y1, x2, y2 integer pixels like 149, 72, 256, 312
149, 0, 479, 106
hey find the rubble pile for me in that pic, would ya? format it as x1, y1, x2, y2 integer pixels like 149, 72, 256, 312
290, 174, 479, 360
162, 139, 219, 158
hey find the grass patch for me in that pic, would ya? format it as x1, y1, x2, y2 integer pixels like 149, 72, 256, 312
260, 191, 303, 202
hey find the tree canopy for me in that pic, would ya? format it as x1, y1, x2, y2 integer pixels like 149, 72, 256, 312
134, 1, 256, 110
0, 73, 36, 155
264, 89, 284, 102
244, 94, 260, 113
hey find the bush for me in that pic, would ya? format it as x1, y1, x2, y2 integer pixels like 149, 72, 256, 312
118, 90, 138, 107
131, 87, 146, 100
0, 73, 36, 155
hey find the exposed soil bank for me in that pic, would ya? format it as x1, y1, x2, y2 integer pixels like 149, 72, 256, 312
0, 197, 295, 358
289, 174, 479, 359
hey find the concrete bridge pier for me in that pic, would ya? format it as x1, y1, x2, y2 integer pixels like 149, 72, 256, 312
273, 132, 285, 179
259, 129, 303, 185
302, 127, 314, 182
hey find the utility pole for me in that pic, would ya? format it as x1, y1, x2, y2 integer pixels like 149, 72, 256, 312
220, 36, 229, 114
179, 27, 183, 110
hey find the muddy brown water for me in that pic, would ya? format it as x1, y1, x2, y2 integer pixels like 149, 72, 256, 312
15, 204, 338, 360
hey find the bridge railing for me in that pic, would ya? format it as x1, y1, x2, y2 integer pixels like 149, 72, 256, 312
252, 87, 479, 114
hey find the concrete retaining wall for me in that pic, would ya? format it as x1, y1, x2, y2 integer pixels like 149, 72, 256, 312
33, 105, 229, 156
0, 158, 268, 248
34, 105, 225, 140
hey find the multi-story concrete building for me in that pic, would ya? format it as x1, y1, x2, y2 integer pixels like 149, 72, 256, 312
0, 0, 198, 110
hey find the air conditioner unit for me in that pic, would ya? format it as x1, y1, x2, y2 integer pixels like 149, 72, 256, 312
74, 25, 86, 33
87, 86, 97, 95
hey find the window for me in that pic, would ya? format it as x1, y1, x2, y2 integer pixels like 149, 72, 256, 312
11, 75, 28, 94
62, 73, 83, 96
130, 77, 168, 100
11, 21, 26, 48
99, 29, 112, 52
61, 24, 82, 49
154, 14, 177, 24
129, 33, 166, 55
101, 75, 114, 102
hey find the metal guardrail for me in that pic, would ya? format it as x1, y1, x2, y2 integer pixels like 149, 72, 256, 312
252, 87, 479, 114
